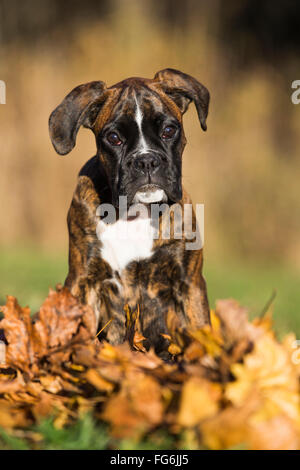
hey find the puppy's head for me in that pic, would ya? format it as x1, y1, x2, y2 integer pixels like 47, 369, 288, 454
49, 69, 210, 207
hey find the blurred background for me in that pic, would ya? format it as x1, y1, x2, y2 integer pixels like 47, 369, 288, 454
0, 0, 299, 335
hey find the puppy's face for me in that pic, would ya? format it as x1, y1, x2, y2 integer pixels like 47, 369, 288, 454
49, 69, 210, 207
97, 80, 185, 207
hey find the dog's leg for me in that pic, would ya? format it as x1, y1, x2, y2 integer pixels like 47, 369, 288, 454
63, 176, 126, 339
97, 278, 127, 344
182, 250, 210, 329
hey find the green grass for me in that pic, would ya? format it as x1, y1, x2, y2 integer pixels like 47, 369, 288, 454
0, 414, 175, 450
0, 415, 109, 450
0, 247, 299, 336
0, 247, 68, 314
33, 414, 110, 450
204, 259, 300, 337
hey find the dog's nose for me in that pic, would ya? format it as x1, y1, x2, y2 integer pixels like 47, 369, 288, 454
133, 154, 161, 174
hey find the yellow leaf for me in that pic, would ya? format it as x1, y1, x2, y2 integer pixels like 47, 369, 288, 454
168, 343, 182, 356
85, 369, 114, 392
189, 326, 223, 357
210, 309, 221, 333
226, 333, 299, 422
178, 377, 221, 427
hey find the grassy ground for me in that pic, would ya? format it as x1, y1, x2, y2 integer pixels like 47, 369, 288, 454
0, 414, 176, 450
204, 259, 300, 337
0, 248, 68, 315
0, 247, 299, 337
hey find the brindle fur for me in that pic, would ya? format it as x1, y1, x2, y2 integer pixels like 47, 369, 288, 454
49, 69, 210, 353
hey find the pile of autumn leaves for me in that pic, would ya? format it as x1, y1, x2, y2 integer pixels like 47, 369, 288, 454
0, 286, 299, 450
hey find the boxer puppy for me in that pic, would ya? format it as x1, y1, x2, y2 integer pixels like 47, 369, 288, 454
49, 68, 210, 352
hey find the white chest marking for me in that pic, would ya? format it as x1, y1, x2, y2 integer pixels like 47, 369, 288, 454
134, 94, 149, 154
98, 216, 154, 273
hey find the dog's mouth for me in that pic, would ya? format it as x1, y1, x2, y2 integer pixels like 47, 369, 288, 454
132, 184, 168, 204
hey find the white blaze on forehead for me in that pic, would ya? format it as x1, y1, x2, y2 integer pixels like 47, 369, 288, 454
134, 92, 149, 154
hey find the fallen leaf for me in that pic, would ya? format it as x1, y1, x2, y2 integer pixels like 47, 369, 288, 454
178, 377, 221, 427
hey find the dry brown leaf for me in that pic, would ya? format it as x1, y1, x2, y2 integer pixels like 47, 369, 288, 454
0, 297, 36, 374
226, 333, 299, 422
166, 308, 189, 349
0, 289, 299, 450
102, 373, 163, 439
33, 286, 95, 357
178, 377, 221, 427
216, 298, 262, 346
200, 400, 257, 450
101, 392, 147, 439
85, 369, 115, 393
0, 370, 25, 394
129, 374, 164, 425
0, 399, 31, 429
248, 415, 299, 450
168, 343, 182, 356
39, 375, 63, 394
31, 393, 57, 420
125, 304, 147, 352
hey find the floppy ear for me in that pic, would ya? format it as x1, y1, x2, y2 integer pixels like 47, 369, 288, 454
49, 81, 108, 155
154, 68, 210, 131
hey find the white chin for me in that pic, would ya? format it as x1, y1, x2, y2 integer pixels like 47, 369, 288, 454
133, 188, 167, 204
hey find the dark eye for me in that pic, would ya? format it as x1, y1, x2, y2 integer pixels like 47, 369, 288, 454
106, 131, 123, 146
161, 125, 177, 140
